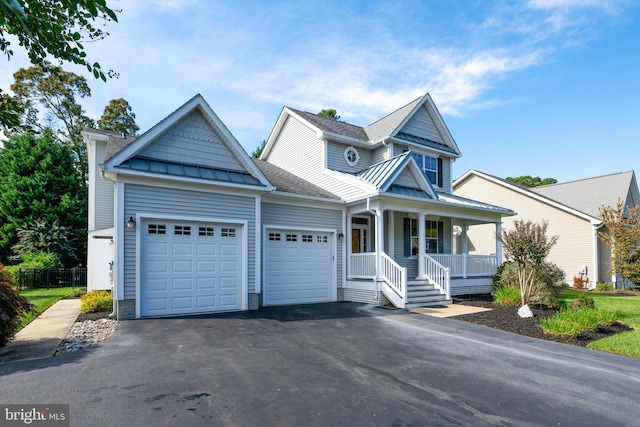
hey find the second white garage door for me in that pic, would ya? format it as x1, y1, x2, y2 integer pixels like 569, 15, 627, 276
140, 220, 243, 317
264, 229, 332, 306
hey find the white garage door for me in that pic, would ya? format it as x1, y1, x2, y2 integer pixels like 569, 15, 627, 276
264, 229, 332, 306
140, 220, 242, 317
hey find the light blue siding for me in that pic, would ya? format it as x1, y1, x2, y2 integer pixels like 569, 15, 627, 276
326, 141, 373, 172
262, 202, 343, 288
399, 105, 444, 143
123, 184, 256, 299
95, 142, 114, 229
139, 110, 245, 171
267, 116, 323, 175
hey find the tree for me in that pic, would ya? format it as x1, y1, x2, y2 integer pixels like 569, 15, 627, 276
1, 0, 119, 81
97, 97, 139, 135
251, 140, 266, 158
0, 131, 87, 266
10, 63, 95, 179
12, 221, 78, 266
505, 176, 558, 187
598, 198, 640, 289
498, 220, 558, 308
317, 108, 341, 121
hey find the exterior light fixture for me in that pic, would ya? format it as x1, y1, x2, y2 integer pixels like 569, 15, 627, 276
125, 216, 136, 229
338, 233, 344, 240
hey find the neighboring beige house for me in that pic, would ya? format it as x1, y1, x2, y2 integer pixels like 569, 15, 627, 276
453, 170, 640, 288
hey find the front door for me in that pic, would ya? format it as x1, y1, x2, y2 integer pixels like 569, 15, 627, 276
351, 229, 362, 253
351, 216, 369, 254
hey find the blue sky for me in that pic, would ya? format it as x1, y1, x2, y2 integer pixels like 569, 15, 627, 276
2, 0, 639, 182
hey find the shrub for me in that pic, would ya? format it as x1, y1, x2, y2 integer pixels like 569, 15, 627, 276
572, 295, 595, 310
0, 263, 34, 346
493, 261, 565, 306
573, 275, 585, 289
492, 285, 521, 306
80, 291, 113, 314
595, 282, 614, 292
540, 307, 617, 338
5, 251, 60, 279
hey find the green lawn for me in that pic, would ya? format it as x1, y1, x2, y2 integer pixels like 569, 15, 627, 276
19, 287, 84, 328
560, 290, 640, 358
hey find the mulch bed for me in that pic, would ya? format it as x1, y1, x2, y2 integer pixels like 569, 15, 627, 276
451, 294, 633, 347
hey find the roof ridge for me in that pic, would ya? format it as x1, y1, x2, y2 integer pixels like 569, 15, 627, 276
536, 170, 634, 188
287, 107, 366, 131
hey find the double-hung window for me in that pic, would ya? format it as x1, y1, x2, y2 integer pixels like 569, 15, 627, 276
403, 218, 443, 257
412, 153, 438, 186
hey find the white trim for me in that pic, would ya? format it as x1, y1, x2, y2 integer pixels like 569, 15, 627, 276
263, 224, 338, 304
255, 196, 262, 294
135, 213, 248, 318
115, 182, 125, 302
343, 146, 360, 167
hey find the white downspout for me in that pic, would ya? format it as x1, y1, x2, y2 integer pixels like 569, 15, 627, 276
592, 222, 605, 289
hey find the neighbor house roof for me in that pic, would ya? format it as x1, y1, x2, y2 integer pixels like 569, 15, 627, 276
531, 171, 639, 218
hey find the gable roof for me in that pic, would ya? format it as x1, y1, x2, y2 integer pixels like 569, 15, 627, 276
453, 170, 618, 224
531, 171, 639, 218
100, 94, 272, 190
261, 93, 461, 159
252, 159, 341, 200
364, 96, 423, 142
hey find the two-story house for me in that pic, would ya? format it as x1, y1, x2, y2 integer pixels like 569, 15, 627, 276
84, 93, 513, 319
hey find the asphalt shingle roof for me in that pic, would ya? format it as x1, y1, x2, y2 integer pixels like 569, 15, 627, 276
252, 159, 341, 200
364, 96, 423, 142
288, 108, 369, 141
531, 171, 637, 218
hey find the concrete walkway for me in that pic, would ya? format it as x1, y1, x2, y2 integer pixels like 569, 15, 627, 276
410, 303, 492, 318
0, 298, 80, 363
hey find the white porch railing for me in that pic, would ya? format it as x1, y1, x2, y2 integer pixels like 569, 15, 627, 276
429, 254, 498, 278
380, 253, 407, 307
348, 253, 377, 278
424, 255, 450, 300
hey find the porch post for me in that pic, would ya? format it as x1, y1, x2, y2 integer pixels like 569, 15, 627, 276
376, 209, 385, 280
495, 222, 503, 265
418, 212, 426, 279
346, 214, 352, 279
461, 225, 468, 278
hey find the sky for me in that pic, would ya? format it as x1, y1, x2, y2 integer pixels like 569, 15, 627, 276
2, 0, 639, 182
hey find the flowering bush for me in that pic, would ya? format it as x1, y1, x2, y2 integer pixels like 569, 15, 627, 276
573, 275, 585, 289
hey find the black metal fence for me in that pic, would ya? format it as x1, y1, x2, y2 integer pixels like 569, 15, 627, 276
17, 268, 87, 290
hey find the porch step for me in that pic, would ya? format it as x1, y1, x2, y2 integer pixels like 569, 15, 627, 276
405, 281, 451, 308
405, 299, 452, 308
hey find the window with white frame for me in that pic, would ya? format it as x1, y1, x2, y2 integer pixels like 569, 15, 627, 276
412, 153, 438, 185
404, 218, 441, 257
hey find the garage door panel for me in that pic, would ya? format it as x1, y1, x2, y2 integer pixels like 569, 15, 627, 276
197, 243, 216, 256
172, 260, 194, 273
141, 221, 242, 317
265, 230, 333, 306
172, 243, 193, 256
172, 278, 193, 291
196, 277, 216, 289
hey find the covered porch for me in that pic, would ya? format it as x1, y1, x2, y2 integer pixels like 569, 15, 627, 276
343, 196, 506, 308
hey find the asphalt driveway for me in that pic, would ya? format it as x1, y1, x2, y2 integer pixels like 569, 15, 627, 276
1, 302, 639, 426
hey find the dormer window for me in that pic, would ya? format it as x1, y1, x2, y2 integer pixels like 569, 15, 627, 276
344, 146, 360, 167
